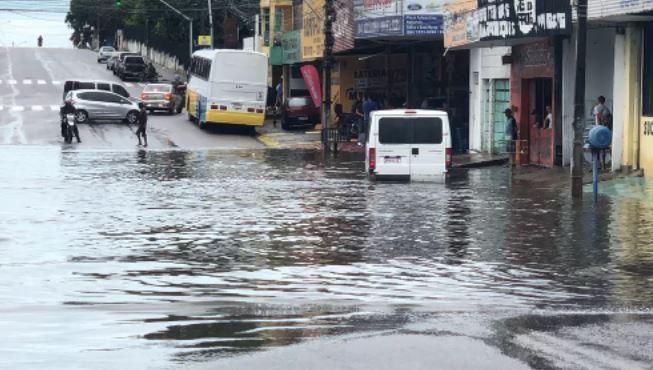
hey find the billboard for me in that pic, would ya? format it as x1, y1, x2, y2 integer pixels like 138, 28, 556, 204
444, 0, 479, 48
477, 0, 571, 41
334, 1, 355, 52
355, 0, 448, 38
302, 0, 325, 61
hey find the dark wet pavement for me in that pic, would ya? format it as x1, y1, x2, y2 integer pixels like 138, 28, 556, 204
1, 146, 652, 369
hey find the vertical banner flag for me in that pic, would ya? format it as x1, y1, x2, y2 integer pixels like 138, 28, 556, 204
300, 65, 322, 108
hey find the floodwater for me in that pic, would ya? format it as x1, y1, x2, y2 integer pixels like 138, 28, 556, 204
1, 146, 652, 369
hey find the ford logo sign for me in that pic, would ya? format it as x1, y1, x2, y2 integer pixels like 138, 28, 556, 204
407, 3, 422, 11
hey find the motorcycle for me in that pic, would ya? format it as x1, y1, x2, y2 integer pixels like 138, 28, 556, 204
63, 113, 77, 144
173, 82, 187, 105
336, 113, 361, 140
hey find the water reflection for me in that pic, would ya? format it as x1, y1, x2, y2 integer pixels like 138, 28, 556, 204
2, 147, 653, 367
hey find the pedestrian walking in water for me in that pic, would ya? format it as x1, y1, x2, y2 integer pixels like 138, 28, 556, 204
504, 108, 519, 166
136, 103, 148, 147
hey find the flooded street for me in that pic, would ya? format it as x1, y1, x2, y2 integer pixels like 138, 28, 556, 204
1, 146, 653, 369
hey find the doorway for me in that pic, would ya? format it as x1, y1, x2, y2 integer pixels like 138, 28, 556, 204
523, 78, 554, 166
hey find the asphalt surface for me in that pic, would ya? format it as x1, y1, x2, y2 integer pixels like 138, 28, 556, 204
0, 47, 263, 149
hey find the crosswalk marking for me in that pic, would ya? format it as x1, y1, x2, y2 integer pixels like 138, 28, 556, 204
11, 106, 24, 112
50, 105, 60, 111
8, 80, 17, 85
124, 82, 134, 87
31, 105, 44, 111
52, 80, 61, 85
37, 80, 47, 85
23, 80, 32, 85
138, 83, 146, 87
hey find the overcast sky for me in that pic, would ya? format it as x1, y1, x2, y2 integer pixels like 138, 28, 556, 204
0, 0, 72, 48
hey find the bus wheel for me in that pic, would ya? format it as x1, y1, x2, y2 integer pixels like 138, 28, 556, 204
187, 113, 194, 122
198, 120, 206, 130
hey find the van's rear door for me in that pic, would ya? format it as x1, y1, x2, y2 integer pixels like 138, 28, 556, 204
375, 117, 411, 178
410, 116, 446, 179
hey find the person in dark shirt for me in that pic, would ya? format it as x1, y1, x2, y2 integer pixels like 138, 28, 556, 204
60, 101, 80, 142
136, 103, 148, 147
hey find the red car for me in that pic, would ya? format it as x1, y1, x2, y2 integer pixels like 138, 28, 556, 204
282, 96, 321, 130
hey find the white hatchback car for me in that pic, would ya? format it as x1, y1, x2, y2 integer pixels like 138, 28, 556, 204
366, 109, 452, 181
97, 46, 116, 63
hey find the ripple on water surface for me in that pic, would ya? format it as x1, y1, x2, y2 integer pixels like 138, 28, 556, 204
1, 146, 653, 366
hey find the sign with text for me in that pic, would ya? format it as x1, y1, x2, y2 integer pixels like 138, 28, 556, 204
302, 0, 325, 61
444, 0, 479, 48
334, 1, 355, 52
197, 35, 212, 46
355, 0, 403, 38
281, 31, 301, 64
477, 0, 571, 41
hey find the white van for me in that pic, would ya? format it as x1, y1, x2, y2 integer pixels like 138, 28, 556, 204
366, 109, 452, 181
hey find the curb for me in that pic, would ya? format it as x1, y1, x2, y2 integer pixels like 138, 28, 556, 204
453, 157, 509, 169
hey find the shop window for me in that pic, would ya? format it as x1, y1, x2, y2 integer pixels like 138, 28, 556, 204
643, 24, 653, 116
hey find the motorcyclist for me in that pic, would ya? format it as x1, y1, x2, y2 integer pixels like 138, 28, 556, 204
144, 62, 157, 81
60, 100, 81, 143
37, 35, 43, 47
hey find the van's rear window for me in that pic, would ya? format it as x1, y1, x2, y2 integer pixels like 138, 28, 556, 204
379, 117, 443, 144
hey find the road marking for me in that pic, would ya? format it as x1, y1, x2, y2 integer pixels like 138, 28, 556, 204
124, 82, 134, 87
256, 134, 281, 148
31, 105, 44, 111
0, 80, 2, 85
50, 105, 60, 111
138, 83, 146, 87
11, 106, 24, 112
23, 80, 32, 85
52, 80, 61, 85
0, 106, 4, 111
37, 80, 47, 85
8, 80, 17, 85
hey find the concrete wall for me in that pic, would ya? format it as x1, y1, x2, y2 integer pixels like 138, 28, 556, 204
469, 47, 511, 153
119, 38, 186, 74
585, 27, 616, 112
612, 31, 626, 171
561, 34, 576, 167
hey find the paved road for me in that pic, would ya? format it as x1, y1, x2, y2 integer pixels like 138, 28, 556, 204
0, 47, 263, 149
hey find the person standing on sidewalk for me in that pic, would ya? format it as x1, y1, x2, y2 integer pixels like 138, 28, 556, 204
504, 109, 519, 166
592, 96, 612, 170
136, 103, 148, 147
360, 94, 378, 145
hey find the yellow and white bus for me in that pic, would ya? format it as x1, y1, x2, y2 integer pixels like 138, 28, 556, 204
186, 49, 268, 128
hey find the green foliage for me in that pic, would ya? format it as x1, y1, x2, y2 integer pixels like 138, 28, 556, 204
66, 0, 260, 45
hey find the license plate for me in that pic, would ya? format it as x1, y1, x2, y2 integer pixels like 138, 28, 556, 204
298, 116, 309, 121
384, 156, 401, 164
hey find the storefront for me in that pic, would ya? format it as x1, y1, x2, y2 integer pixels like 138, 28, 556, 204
445, 0, 571, 166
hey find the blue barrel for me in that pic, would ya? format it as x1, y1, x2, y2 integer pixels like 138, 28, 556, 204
588, 125, 612, 149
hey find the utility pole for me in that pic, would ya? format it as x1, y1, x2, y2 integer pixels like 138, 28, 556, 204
208, 0, 214, 48
571, 0, 588, 199
322, 0, 335, 153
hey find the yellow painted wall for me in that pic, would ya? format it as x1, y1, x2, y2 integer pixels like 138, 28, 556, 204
640, 117, 653, 175
622, 26, 640, 169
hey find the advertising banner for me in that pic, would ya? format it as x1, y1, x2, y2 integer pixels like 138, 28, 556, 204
300, 65, 322, 108
477, 0, 571, 41
334, 1, 355, 52
281, 31, 301, 64
354, 0, 403, 38
444, 0, 479, 48
302, 0, 325, 61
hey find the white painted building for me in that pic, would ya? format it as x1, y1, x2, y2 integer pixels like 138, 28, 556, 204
468, 47, 512, 155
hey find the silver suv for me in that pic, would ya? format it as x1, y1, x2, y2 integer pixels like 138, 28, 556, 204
65, 90, 140, 124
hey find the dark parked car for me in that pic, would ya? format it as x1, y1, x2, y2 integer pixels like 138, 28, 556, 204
111, 52, 138, 73
281, 96, 320, 130
116, 56, 146, 81
139, 83, 184, 114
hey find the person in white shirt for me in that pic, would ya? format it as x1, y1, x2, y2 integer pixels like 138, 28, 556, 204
543, 105, 553, 129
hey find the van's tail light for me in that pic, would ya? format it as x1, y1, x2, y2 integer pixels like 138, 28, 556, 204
445, 148, 453, 169
368, 148, 376, 172
164, 93, 172, 101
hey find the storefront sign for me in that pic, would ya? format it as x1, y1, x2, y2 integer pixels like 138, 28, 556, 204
334, 1, 355, 52
477, 0, 571, 41
302, 0, 325, 61
404, 0, 446, 36
588, 0, 653, 19
355, 0, 447, 37
281, 31, 301, 64
444, 1, 479, 48
353, 67, 407, 89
